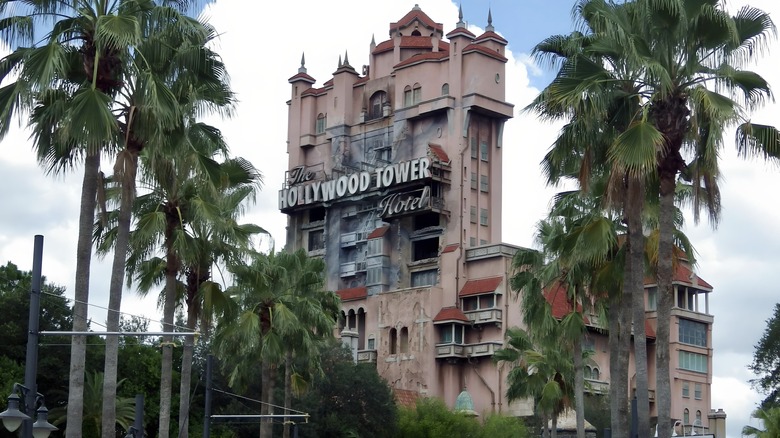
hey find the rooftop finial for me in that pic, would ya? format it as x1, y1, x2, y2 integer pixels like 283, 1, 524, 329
486, 8, 494, 32
413, 3, 421, 10
456, 3, 465, 28
343, 50, 350, 67
371, 33, 376, 48
298, 52, 307, 74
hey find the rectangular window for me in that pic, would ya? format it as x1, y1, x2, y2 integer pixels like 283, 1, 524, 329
480, 141, 489, 161
479, 294, 495, 309
412, 237, 438, 261
315, 115, 326, 134
411, 269, 437, 287
480, 208, 488, 226
679, 351, 707, 373
694, 383, 702, 400
583, 336, 595, 352
367, 239, 383, 256
404, 89, 412, 106
413, 87, 422, 104
470, 172, 477, 190
480, 174, 489, 192
308, 230, 324, 251
367, 337, 375, 350
454, 326, 463, 344
679, 319, 707, 347
647, 287, 657, 311
480, 239, 488, 245
367, 267, 382, 285
682, 381, 690, 398
463, 296, 478, 311
440, 325, 452, 343
469, 237, 477, 247
470, 137, 478, 159
470, 206, 477, 224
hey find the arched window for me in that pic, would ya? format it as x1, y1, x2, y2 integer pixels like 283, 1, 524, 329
592, 367, 600, 380
369, 91, 387, 120
584, 366, 592, 380
316, 113, 326, 134
338, 310, 346, 331
441, 83, 449, 96
411, 29, 421, 36
412, 83, 422, 104
695, 410, 702, 422
683, 408, 690, 425
389, 328, 397, 354
403, 85, 413, 107
400, 327, 409, 353
347, 309, 356, 331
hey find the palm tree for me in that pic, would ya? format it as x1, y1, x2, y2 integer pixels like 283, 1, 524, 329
213, 249, 340, 438
121, 149, 263, 437
511, 189, 619, 438
528, 1, 777, 435
743, 407, 780, 438
495, 327, 575, 438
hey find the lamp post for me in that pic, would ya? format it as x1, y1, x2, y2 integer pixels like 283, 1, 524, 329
0, 235, 56, 438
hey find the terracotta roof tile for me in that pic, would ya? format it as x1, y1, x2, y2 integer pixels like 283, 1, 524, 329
300, 87, 326, 97
428, 143, 450, 164
288, 72, 316, 84
474, 31, 508, 44
433, 306, 470, 323
336, 286, 367, 302
459, 277, 503, 297
394, 388, 419, 408
390, 8, 443, 33
394, 51, 448, 69
373, 39, 394, 54
367, 225, 390, 239
400, 35, 435, 49
544, 284, 591, 324
441, 243, 459, 254
446, 27, 476, 39
644, 263, 713, 290
462, 44, 508, 62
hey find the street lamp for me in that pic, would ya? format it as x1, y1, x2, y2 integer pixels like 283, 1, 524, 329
0, 384, 57, 438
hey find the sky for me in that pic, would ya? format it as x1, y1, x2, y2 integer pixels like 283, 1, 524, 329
0, 1, 778, 436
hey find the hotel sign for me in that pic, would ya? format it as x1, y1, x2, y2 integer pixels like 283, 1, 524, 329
379, 186, 430, 218
279, 157, 432, 210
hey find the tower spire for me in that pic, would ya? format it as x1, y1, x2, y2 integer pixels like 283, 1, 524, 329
486, 8, 494, 32
298, 52, 307, 74
344, 50, 351, 67
456, 3, 465, 28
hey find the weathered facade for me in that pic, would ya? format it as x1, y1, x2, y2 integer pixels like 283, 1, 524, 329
280, 4, 716, 432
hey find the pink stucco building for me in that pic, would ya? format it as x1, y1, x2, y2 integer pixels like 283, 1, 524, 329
279, 4, 717, 434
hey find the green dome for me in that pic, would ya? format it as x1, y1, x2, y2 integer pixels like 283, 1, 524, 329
454, 388, 478, 417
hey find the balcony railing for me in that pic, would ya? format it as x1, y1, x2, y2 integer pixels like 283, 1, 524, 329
464, 308, 502, 325
434, 341, 503, 359
585, 379, 609, 394
357, 349, 377, 364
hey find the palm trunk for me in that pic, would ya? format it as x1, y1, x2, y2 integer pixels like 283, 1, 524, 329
159, 228, 179, 438
541, 413, 550, 438
283, 351, 292, 438
573, 329, 585, 438
177, 293, 198, 438
628, 179, 650, 438
66, 151, 100, 437
656, 183, 675, 438
551, 414, 558, 438
102, 152, 138, 438
260, 362, 276, 438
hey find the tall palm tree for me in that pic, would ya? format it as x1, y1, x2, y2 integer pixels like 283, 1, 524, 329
213, 249, 340, 438
121, 149, 263, 437
511, 189, 619, 438
528, 1, 777, 435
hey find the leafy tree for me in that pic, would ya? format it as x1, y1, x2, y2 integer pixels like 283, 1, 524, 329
294, 342, 397, 438
397, 397, 528, 438
742, 407, 780, 438
750, 303, 780, 408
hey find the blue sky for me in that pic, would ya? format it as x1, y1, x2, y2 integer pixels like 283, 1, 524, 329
1, 1, 779, 436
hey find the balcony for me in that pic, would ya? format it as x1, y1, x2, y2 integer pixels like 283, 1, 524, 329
585, 379, 609, 395
357, 349, 377, 364
434, 341, 503, 360
340, 231, 368, 248
464, 308, 502, 325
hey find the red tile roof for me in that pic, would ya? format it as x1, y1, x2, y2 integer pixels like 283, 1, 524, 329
336, 286, 367, 302
394, 51, 449, 69
288, 72, 315, 84
446, 27, 476, 39
367, 225, 390, 239
399, 35, 435, 49
644, 263, 713, 290
544, 284, 590, 324
462, 44, 508, 62
373, 39, 394, 54
390, 8, 443, 33
433, 306, 470, 323
459, 277, 503, 297
394, 388, 419, 408
301, 87, 327, 97
474, 31, 508, 45
441, 243, 459, 254
428, 143, 450, 164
